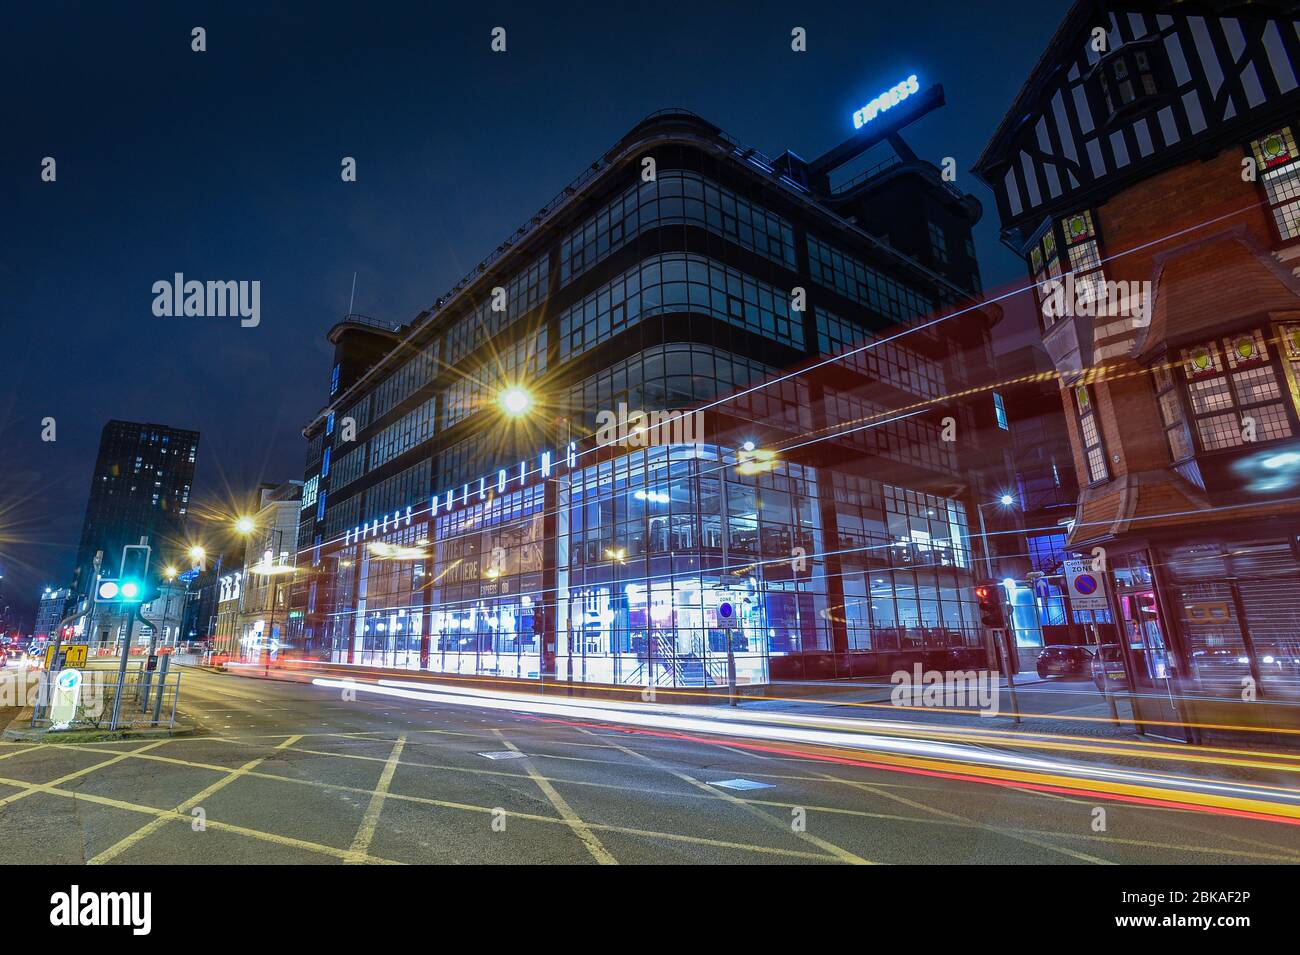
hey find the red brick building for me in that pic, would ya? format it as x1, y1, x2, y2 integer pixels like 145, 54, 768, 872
974, 1, 1300, 719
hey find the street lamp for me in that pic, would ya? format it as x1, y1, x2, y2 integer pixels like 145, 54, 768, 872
498, 385, 533, 418
235, 516, 256, 535
975, 493, 1018, 580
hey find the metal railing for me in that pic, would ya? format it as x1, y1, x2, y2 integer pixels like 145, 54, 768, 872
30, 667, 181, 731
337, 312, 405, 333
625, 654, 735, 688
831, 150, 968, 202
831, 153, 903, 194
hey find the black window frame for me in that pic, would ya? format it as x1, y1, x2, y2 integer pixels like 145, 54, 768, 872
1072, 382, 1110, 486
1085, 38, 1169, 128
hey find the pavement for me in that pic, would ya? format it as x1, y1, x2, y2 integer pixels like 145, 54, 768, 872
0, 664, 1298, 864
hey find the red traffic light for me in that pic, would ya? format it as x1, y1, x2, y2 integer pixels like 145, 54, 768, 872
975, 586, 990, 599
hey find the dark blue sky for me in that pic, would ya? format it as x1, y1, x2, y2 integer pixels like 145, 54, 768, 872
0, 0, 1066, 623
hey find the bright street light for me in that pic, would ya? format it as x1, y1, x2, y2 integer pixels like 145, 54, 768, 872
998, 494, 1015, 506
188, 545, 205, 561
498, 386, 533, 417
235, 516, 256, 535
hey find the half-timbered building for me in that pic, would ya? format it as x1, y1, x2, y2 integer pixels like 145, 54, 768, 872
974, 0, 1300, 718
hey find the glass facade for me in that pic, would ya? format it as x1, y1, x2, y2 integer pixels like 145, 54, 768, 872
557, 444, 823, 687
319, 439, 980, 686
559, 252, 804, 359
559, 171, 797, 285
300, 120, 995, 686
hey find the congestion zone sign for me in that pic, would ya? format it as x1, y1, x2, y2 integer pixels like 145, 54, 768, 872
1064, 558, 1109, 611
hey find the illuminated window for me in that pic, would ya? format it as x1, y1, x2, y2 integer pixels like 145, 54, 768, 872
1074, 384, 1108, 483
1060, 210, 1106, 314
1181, 331, 1294, 451
1275, 323, 1300, 414
1249, 127, 1300, 242
993, 392, 1008, 430
1028, 225, 1061, 324
302, 475, 320, 511
1028, 210, 1106, 329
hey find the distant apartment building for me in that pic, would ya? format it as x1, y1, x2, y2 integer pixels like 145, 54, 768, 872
72, 420, 199, 598
33, 586, 71, 642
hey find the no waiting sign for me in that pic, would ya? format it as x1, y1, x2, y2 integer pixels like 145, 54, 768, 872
1064, 559, 1109, 611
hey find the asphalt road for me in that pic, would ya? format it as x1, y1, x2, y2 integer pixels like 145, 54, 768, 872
1, 664, 1299, 864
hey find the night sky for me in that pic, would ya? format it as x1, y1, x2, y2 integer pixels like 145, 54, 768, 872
1, 0, 1065, 624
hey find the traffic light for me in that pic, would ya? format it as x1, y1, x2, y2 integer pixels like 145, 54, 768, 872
95, 544, 154, 604
975, 585, 1006, 629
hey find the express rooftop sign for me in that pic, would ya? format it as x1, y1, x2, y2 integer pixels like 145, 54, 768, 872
853, 74, 920, 130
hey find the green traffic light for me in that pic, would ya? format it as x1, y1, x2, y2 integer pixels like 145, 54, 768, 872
120, 581, 140, 600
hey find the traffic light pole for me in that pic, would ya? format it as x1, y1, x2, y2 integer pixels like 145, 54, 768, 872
720, 479, 737, 707
996, 626, 1021, 724
108, 604, 147, 731
139, 598, 164, 713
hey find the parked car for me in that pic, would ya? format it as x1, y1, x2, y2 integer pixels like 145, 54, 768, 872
1035, 645, 1094, 679
1090, 644, 1129, 691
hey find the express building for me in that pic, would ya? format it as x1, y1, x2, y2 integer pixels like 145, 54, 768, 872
291, 97, 1007, 688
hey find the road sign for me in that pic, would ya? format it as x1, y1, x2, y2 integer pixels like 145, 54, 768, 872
1025, 570, 1050, 599
1064, 559, 1109, 611
45, 644, 87, 670
717, 601, 737, 630
49, 669, 83, 730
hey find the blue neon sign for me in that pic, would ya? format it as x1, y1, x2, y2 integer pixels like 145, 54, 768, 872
852, 74, 920, 129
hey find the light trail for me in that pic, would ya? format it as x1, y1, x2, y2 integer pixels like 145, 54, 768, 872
311, 675, 1300, 827
368, 675, 1300, 776
269, 655, 1300, 738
